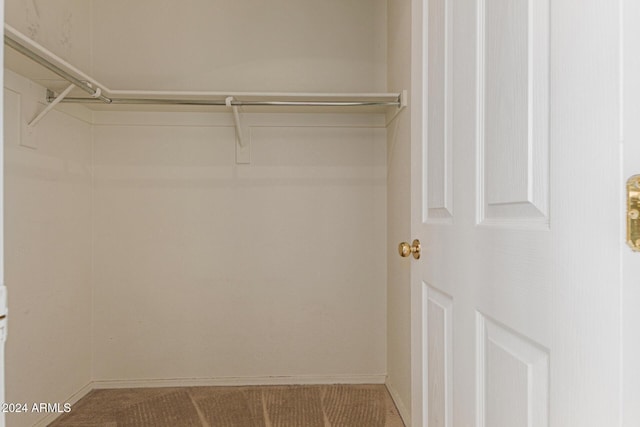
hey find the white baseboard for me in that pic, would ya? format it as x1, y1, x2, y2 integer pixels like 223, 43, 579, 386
32, 382, 93, 427
92, 374, 387, 389
385, 380, 411, 427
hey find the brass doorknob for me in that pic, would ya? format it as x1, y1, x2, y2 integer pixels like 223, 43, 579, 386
398, 239, 421, 259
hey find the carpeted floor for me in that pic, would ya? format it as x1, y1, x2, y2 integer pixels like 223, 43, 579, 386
48, 384, 405, 427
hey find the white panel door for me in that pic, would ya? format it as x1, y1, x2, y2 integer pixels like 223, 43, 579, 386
409, 0, 633, 426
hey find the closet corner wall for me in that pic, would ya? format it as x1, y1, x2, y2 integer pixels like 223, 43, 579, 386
4, 2, 94, 426
4, 70, 94, 427
385, 0, 414, 424
3, 1, 398, 426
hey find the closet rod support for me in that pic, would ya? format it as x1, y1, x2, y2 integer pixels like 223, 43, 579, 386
29, 85, 76, 127
386, 90, 408, 127
225, 96, 245, 148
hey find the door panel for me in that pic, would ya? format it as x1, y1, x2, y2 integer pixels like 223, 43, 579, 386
426, 0, 453, 221
477, 315, 549, 427
477, 0, 549, 226
426, 284, 453, 427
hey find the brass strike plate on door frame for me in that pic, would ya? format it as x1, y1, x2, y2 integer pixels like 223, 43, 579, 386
627, 175, 640, 251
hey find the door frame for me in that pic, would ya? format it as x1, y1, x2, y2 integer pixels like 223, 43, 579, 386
0, 1, 7, 426
409, 0, 427, 424
622, 1, 640, 425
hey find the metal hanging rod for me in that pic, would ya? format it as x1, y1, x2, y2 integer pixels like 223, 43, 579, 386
4, 35, 112, 103
47, 95, 401, 107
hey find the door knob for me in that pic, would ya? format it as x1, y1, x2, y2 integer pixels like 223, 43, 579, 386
398, 239, 421, 259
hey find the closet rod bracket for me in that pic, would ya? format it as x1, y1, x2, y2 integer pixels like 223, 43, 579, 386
386, 89, 408, 127
28, 85, 76, 127
226, 96, 251, 164
226, 96, 244, 147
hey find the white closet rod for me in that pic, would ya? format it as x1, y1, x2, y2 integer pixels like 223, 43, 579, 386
4, 24, 403, 109
48, 96, 401, 107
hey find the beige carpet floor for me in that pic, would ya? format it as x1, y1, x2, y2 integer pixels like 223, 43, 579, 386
48, 385, 405, 427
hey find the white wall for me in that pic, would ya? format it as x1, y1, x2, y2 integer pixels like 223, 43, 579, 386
3, 70, 93, 427
3, 0, 391, 414
86, 0, 389, 386
91, 112, 387, 384
4, 4, 94, 426
386, 0, 413, 424
91, 0, 387, 92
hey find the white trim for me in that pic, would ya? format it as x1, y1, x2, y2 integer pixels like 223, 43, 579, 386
621, 1, 640, 425
92, 374, 387, 389
31, 382, 93, 427
385, 380, 411, 426
0, 3, 5, 426
410, 0, 427, 423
